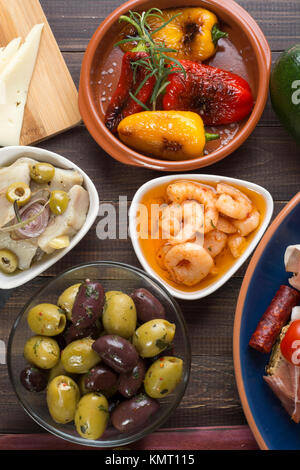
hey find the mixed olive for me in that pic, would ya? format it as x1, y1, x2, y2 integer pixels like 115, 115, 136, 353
49, 190, 70, 216
30, 162, 55, 184
6, 182, 31, 206
20, 281, 184, 440
0, 249, 18, 274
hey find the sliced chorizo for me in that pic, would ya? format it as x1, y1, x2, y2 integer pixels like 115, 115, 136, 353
249, 285, 300, 353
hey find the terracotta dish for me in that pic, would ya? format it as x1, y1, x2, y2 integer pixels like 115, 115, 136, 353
79, 0, 271, 171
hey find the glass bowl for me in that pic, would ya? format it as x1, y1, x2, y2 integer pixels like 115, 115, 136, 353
7, 261, 191, 448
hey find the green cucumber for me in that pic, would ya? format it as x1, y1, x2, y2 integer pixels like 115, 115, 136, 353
270, 45, 300, 144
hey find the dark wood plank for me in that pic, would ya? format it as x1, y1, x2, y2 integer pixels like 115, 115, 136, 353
0, 426, 259, 449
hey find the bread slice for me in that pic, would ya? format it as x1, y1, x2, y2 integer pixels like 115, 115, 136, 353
266, 324, 290, 376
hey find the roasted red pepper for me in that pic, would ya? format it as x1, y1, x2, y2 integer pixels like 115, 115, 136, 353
105, 51, 155, 133
162, 60, 254, 126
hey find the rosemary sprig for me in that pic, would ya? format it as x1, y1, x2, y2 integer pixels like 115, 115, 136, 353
13, 200, 22, 223
116, 8, 186, 111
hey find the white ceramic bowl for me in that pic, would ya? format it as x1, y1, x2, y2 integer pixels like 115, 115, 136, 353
129, 174, 274, 300
0, 146, 99, 289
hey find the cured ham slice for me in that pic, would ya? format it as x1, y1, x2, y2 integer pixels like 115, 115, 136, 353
289, 272, 300, 291
284, 245, 300, 291
264, 332, 300, 423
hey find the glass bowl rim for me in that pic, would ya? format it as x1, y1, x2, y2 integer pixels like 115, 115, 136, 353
7, 260, 191, 448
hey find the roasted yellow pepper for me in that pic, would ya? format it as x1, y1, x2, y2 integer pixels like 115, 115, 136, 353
117, 111, 219, 161
119, 8, 227, 62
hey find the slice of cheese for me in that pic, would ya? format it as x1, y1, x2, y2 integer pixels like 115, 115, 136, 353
0, 37, 21, 75
0, 24, 44, 146
0, 37, 22, 103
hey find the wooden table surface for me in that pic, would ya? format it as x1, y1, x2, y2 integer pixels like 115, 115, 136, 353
0, 0, 299, 450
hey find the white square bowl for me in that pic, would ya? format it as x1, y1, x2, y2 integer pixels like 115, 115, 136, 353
129, 174, 274, 300
0, 146, 99, 289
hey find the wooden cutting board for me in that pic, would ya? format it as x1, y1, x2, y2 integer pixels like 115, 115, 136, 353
0, 0, 82, 146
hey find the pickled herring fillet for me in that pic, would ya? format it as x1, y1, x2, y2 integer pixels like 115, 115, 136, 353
30, 167, 83, 193
0, 157, 35, 228
38, 185, 89, 254
0, 232, 38, 270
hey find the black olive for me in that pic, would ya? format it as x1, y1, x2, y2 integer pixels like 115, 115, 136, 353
20, 366, 48, 392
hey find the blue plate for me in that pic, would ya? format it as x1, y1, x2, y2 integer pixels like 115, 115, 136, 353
234, 193, 300, 450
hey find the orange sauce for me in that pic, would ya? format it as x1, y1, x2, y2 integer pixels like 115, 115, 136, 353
137, 180, 266, 293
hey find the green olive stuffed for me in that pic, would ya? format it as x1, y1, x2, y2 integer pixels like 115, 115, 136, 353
57, 283, 81, 320
61, 338, 100, 374
132, 319, 176, 357
75, 392, 109, 440
24, 336, 60, 369
47, 375, 80, 424
102, 291, 136, 338
144, 356, 183, 398
27, 303, 66, 336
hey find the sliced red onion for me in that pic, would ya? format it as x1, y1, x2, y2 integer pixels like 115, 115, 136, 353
15, 202, 50, 239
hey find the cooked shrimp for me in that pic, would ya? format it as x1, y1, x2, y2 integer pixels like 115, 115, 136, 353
160, 203, 182, 239
169, 200, 204, 244
216, 183, 252, 220
160, 200, 204, 244
232, 209, 260, 236
164, 242, 214, 286
216, 215, 237, 234
166, 181, 218, 233
227, 234, 247, 258
156, 243, 172, 269
204, 230, 228, 258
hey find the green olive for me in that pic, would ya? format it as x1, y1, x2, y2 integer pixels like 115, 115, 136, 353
75, 392, 109, 440
57, 283, 81, 321
49, 190, 70, 215
47, 375, 80, 424
24, 336, 60, 369
27, 303, 66, 336
105, 290, 122, 301
144, 356, 183, 398
61, 338, 100, 374
103, 291, 137, 339
0, 249, 18, 274
6, 182, 31, 206
30, 162, 55, 183
48, 360, 69, 383
132, 319, 176, 357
